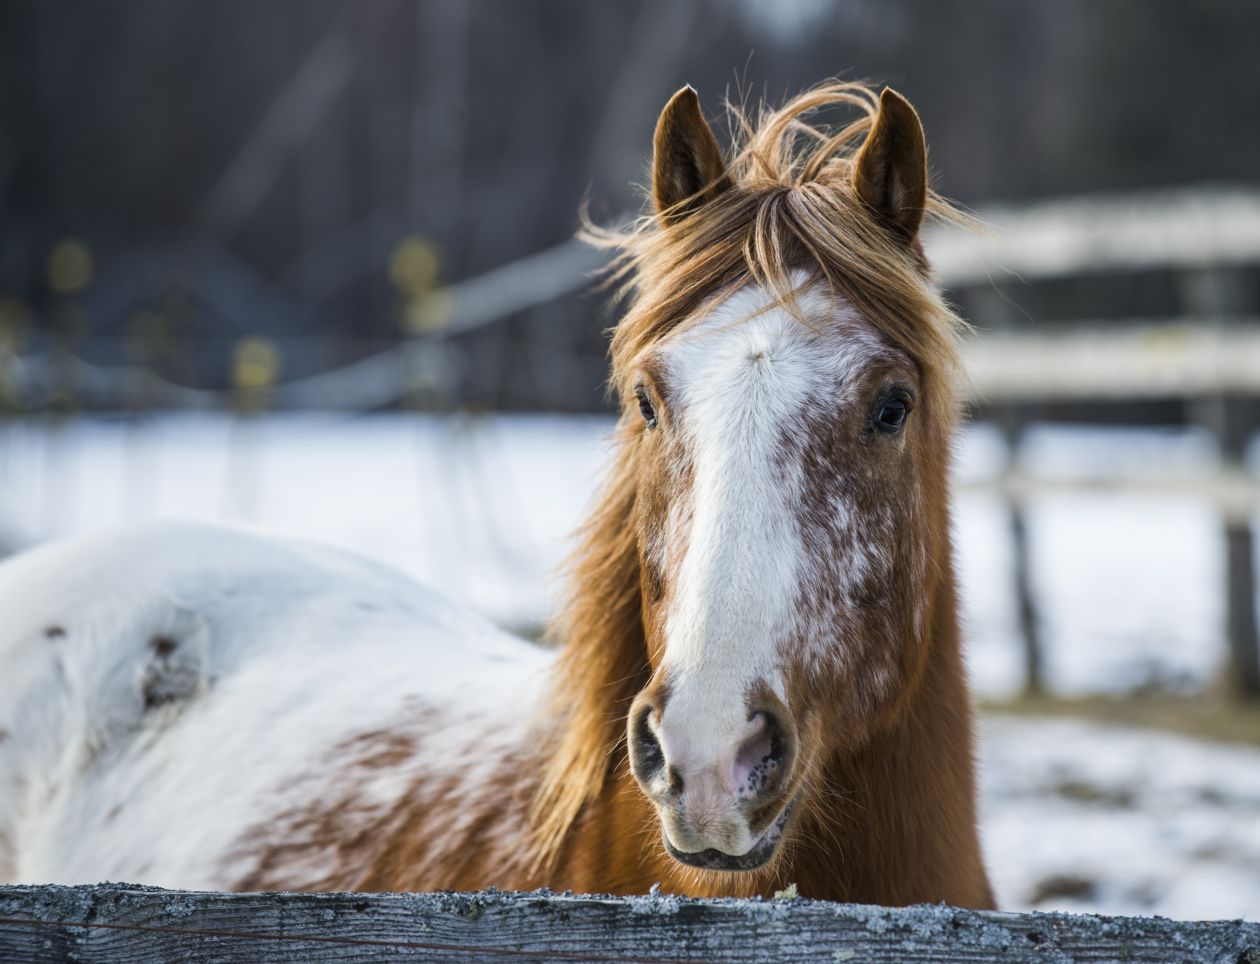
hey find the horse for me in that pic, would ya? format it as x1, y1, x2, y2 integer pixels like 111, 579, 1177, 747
0, 80, 994, 908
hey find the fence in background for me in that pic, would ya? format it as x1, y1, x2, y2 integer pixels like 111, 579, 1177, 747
937, 187, 1260, 699
2, 185, 1259, 697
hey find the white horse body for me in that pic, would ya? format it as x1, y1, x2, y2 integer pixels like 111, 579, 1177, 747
0, 523, 548, 888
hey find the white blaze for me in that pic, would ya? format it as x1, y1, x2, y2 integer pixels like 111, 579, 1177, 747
654, 277, 878, 784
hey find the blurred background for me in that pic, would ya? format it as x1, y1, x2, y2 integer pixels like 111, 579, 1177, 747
2, 0, 1259, 919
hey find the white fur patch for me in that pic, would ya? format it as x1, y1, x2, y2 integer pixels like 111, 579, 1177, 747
650, 275, 885, 778
0, 522, 549, 888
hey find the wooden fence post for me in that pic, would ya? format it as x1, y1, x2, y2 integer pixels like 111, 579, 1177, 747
1219, 396, 1260, 699
1179, 263, 1260, 699
998, 411, 1044, 696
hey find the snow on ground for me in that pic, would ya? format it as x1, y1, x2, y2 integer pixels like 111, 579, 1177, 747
0, 412, 1257, 920
981, 715, 1260, 920
955, 423, 1234, 697
1, 412, 1249, 698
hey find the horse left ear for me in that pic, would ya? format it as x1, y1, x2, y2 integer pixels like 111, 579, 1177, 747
852, 87, 928, 244
652, 86, 731, 224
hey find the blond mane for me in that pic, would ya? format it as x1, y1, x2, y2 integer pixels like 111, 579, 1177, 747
527, 80, 969, 871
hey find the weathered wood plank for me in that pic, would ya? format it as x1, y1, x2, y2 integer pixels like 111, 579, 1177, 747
925, 186, 1260, 285
963, 321, 1260, 400
0, 884, 1256, 963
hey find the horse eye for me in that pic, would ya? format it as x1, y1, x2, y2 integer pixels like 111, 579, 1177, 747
636, 388, 658, 429
872, 391, 911, 434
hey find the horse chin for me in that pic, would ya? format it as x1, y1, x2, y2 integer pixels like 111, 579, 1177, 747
662, 800, 795, 873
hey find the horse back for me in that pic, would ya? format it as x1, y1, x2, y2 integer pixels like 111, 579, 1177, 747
0, 522, 546, 887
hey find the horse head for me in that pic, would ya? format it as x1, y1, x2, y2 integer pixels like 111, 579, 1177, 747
616, 84, 961, 875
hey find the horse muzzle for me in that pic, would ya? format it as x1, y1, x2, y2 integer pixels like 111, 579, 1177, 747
627, 683, 799, 872
660, 797, 796, 871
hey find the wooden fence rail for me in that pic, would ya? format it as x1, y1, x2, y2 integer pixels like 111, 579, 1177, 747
0, 884, 1257, 963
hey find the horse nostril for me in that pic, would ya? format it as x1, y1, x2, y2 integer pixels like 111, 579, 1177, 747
735, 711, 790, 799
630, 705, 666, 784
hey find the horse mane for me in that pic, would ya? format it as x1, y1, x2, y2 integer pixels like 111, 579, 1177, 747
527, 80, 970, 872
526, 418, 649, 871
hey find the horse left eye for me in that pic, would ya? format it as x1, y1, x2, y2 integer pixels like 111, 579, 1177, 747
872, 392, 911, 434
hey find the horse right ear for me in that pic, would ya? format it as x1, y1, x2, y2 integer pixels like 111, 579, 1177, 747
652, 86, 731, 224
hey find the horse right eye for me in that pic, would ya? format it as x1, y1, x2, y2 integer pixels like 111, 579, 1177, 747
636, 388, 658, 429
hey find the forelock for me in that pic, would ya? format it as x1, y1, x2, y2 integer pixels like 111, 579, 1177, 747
584, 81, 969, 416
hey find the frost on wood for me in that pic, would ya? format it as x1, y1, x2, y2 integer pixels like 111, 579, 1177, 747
1, 884, 1258, 963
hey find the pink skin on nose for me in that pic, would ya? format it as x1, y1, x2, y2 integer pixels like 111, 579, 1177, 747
660, 710, 774, 798
649, 707, 787, 857
732, 712, 777, 801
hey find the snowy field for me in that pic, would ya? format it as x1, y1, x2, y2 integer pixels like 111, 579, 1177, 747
981, 716, 1260, 918
0, 412, 1257, 919
2, 412, 1251, 698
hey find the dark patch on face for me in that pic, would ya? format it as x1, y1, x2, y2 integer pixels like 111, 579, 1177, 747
740, 757, 779, 798
44, 625, 66, 641
105, 803, 123, 823
150, 635, 178, 658
141, 632, 204, 712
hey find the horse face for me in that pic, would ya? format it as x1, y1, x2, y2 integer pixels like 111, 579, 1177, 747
625, 277, 929, 872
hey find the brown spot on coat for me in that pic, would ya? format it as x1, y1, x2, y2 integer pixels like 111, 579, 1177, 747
140, 633, 204, 711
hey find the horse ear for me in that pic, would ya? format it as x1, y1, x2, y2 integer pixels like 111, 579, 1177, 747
852, 87, 928, 244
652, 86, 731, 223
